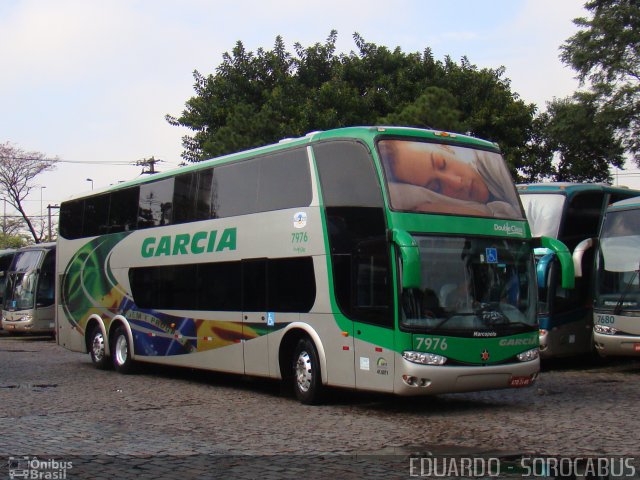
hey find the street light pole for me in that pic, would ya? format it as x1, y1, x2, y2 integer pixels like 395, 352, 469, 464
40, 186, 46, 220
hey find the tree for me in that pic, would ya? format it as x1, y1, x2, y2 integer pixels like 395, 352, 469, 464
1, 212, 26, 237
0, 232, 27, 249
0, 142, 58, 243
381, 86, 467, 132
526, 94, 625, 182
560, 0, 640, 164
167, 32, 537, 178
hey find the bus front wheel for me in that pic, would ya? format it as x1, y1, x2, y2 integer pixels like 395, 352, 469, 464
89, 326, 111, 370
292, 337, 324, 405
111, 326, 134, 374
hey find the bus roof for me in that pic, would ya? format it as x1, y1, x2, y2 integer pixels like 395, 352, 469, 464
13, 243, 56, 253
607, 195, 640, 211
517, 182, 634, 197
63, 126, 500, 203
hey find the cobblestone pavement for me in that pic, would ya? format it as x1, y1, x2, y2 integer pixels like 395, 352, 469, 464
1, 332, 639, 479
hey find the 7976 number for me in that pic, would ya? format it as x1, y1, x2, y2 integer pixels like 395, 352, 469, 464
416, 337, 448, 351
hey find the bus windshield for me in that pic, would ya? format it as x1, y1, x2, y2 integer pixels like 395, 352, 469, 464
401, 236, 536, 334
378, 139, 523, 219
595, 209, 640, 311
520, 193, 566, 238
4, 250, 43, 311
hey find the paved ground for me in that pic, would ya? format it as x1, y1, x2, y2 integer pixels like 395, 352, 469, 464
1, 332, 639, 479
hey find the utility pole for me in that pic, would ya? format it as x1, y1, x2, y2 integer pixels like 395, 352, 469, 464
47, 204, 60, 242
135, 157, 162, 175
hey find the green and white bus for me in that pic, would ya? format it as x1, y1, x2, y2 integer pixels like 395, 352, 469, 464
56, 126, 549, 404
593, 196, 640, 356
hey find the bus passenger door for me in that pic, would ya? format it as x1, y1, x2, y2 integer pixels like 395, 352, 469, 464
352, 239, 395, 392
242, 259, 270, 376
35, 248, 56, 331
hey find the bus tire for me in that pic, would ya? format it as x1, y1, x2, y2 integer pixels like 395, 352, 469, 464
89, 325, 111, 370
292, 337, 324, 405
111, 326, 134, 374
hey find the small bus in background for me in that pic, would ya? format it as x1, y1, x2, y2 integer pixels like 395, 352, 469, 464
2, 243, 56, 334
593, 196, 640, 356
518, 183, 640, 358
0, 248, 16, 329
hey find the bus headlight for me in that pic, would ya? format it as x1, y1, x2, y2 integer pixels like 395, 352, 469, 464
594, 324, 618, 335
516, 348, 539, 362
403, 351, 447, 366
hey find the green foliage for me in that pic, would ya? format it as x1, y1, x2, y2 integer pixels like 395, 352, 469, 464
381, 86, 467, 132
167, 32, 536, 178
560, 0, 640, 164
0, 233, 27, 249
531, 94, 625, 183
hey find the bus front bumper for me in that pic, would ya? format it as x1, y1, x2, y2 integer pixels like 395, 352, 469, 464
593, 332, 640, 357
394, 355, 540, 396
1, 311, 51, 333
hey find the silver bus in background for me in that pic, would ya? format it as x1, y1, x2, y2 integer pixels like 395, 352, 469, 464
1, 243, 56, 335
0, 248, 16, 329
593, 196, 640, 357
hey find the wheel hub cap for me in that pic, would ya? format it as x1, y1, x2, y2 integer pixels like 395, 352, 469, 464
92, 333, 105, 362
295, 350, 312, 392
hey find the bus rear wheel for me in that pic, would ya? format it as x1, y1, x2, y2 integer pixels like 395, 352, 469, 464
292, 337, 324, 405
89, 326, 111, 370
111, 326, 134, 374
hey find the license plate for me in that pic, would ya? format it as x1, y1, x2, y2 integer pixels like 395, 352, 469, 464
509, 376, 531, 388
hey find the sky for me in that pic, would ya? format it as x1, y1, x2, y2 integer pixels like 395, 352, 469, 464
3, 0, 632, 226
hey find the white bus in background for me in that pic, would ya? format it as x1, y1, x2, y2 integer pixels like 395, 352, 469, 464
593, 196, 640, 356
1, 243, 56, 334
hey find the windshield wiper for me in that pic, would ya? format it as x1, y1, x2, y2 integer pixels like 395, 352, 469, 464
433, 311, 474, 329
433, 303, 507, 329
474, 302, 509, 325
614, 264, 640, 315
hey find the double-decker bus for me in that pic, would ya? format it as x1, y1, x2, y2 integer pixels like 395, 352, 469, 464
593, 196, 640, 356
2, 243, 56, 334
57, 126, 560, 404
518, 183, 640, 358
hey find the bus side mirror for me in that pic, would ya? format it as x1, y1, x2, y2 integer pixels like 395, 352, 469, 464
390, 228, 421, 289
536, 253, 555, 288
540, 236, 575, 289
572, 238, 596, 278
